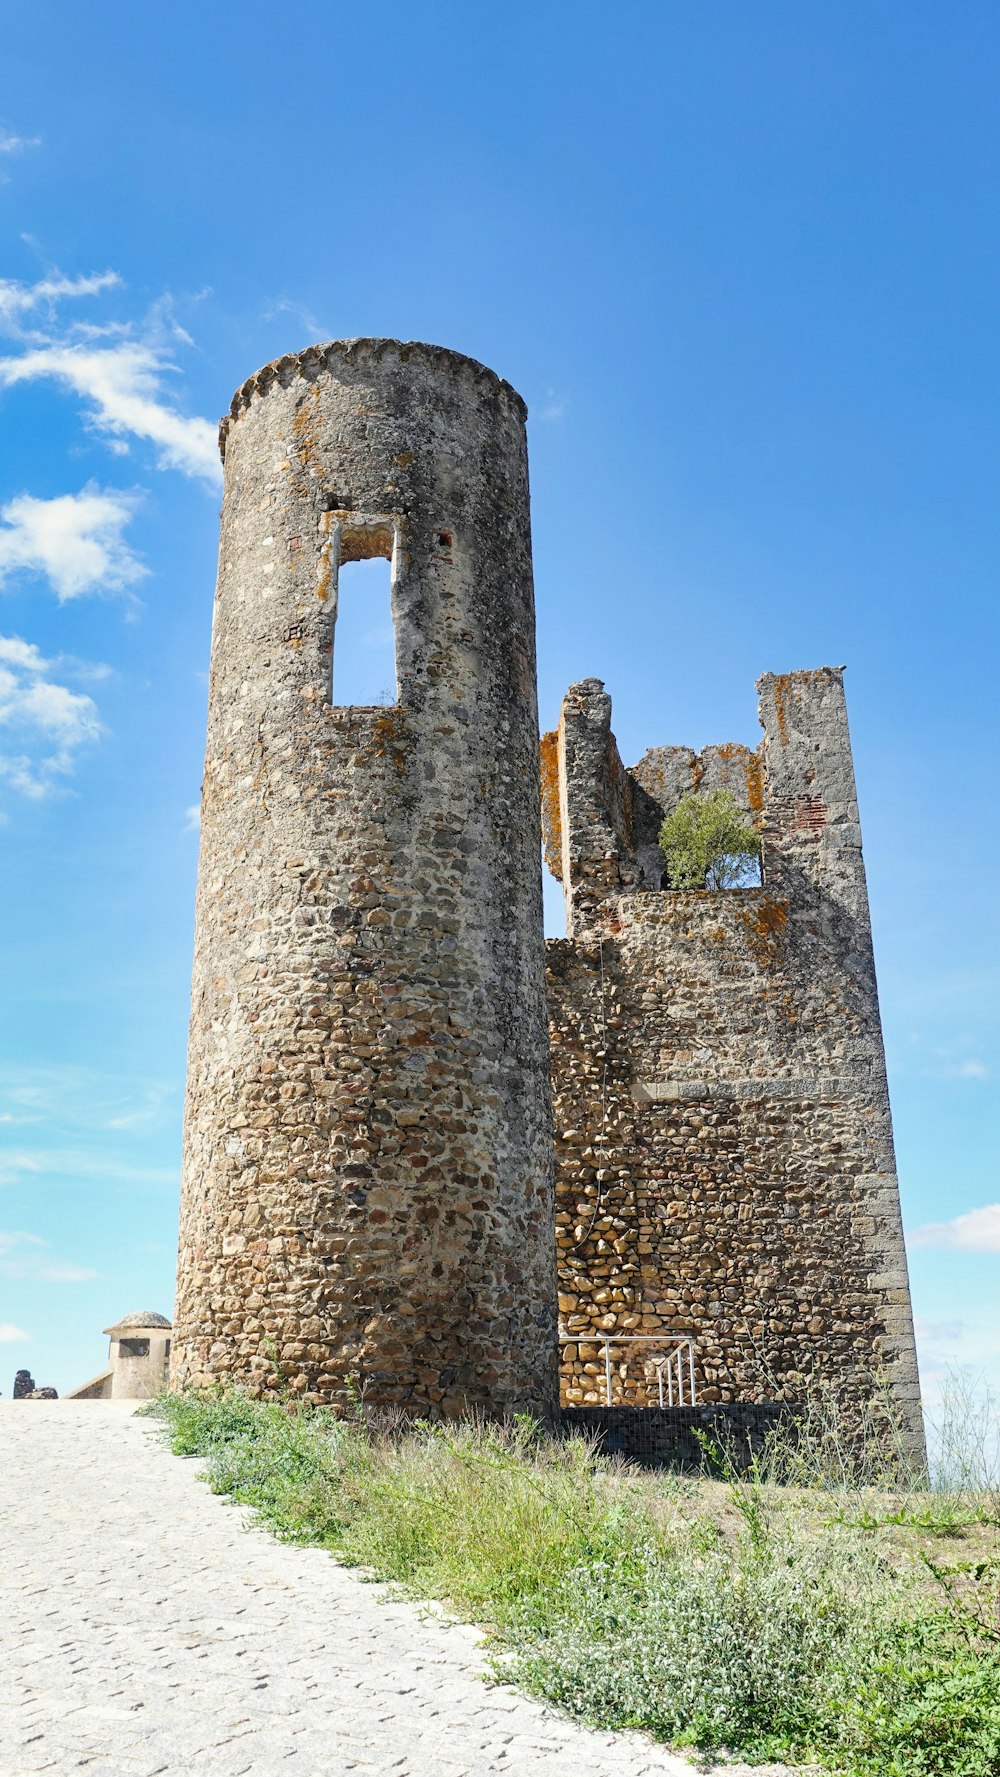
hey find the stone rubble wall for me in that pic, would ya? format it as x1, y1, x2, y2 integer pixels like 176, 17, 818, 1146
543, 671, 924, 1460
561, 1402, 798, 1471
173, 340, 558, 1420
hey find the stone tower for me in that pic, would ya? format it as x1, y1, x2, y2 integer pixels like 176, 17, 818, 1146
172, 339, 558, 1418
543, 668, 924, 1460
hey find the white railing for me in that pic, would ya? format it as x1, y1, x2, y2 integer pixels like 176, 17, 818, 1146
559, 1334, 697, 1407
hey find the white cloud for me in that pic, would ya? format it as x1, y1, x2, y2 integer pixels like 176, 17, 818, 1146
0, 269, 220, 482
0, 271, 118, 336
535, 387, 567, 424
0, 1147, 176, 1191
184, 802, 201, 832
913, 1315, 966, 1344
0, 1229, 96, 1283
0, 1064, 175, 1135
0, 1320, 30, 1341
0, 1231, 44, 1254
918, 1044, 991, 1082
0, 131, 40, 156
262, 296, 326, 339
910, 1203, 1000, 1254
0, 132, 41, 183
37, 1261, 98, 1283
0, 339, 220, 482
0, 485, 146, 601
0, 632, 102, 799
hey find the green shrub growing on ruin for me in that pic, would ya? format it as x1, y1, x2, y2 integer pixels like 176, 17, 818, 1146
658, 788, 761, 889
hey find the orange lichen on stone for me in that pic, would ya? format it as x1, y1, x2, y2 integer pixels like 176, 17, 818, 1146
738, 894, 789, 967
766, 670, 835, 749
372, 707, 409, 773
291, 387, 321, 470
539, 729, 563, 879
771, 675, 791, 746
745, 751, 764, 812
712, 743, 764, 816
753, 896, 788, 938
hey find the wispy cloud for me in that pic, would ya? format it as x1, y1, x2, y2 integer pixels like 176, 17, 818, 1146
0, 269, 220, 483
37, 1260, 97, 1283
535, 387, 567, 424
0, 1148, 177, 1191
184, 802, 201, 832
0, 1229, 97, 1283
914, 1315, 966, 1344
0, 341, 220, 481
262, 295, 326, 340
920, 1046, 991, 1081
912, 1309, 1000, 1428
910, 1202, 1000, 1254
0, 1063, 175, 1135
0, 485, 146, 601
0, 634, 102, 799
0, 1320, 30, 1341
0, 130, 41, 156
0, 270, 119, 336
0, 130, 41, 182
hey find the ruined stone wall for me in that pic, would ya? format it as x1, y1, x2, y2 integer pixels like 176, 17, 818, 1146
543, 671, 924, 1458
172, 339, 558, 1419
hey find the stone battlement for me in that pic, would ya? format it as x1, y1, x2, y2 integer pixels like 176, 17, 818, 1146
219, 337, 527, 457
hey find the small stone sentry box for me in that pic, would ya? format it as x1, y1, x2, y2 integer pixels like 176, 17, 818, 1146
172, 339, 558, 1419
103, 1311, 172, 1400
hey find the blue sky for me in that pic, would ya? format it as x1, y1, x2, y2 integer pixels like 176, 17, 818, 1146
0, 2, 996, 1415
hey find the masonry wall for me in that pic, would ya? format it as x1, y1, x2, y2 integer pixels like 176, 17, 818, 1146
172, 339, 558, 1419
543, 672, 924, 1458
561, 1403, 798, 1471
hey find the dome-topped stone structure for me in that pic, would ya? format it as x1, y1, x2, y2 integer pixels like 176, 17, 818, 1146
66, 1311, 173, 1401
104, 1311, 172, 1399
103, 1311, 172, 1334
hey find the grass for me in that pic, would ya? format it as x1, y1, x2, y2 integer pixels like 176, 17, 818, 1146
149, 1386, 1000, 1776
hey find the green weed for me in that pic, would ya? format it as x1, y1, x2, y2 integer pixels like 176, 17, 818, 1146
148, 1388, 1000, 1775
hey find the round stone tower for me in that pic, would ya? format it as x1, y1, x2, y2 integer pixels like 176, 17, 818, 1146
171, 339, 558, 1419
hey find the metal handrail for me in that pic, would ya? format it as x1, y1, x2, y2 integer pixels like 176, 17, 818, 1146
559, 1333, 697, 1407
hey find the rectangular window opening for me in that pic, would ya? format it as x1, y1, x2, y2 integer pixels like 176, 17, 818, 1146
660, 855, 764, 890
332, 538, 397, 709
707, 852, 763, 890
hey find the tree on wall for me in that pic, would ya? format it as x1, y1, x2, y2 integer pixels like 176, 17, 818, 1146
659, 789, 762, 889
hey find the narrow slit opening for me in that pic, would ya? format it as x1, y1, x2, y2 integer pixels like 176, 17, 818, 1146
332, 555, 396, 707
542, 844, 567, 937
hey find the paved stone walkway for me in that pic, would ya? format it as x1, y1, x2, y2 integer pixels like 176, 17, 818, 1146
0, 1404, 797, 1777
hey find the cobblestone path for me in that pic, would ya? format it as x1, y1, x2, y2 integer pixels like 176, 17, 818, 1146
0, 1404, 794, 1777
